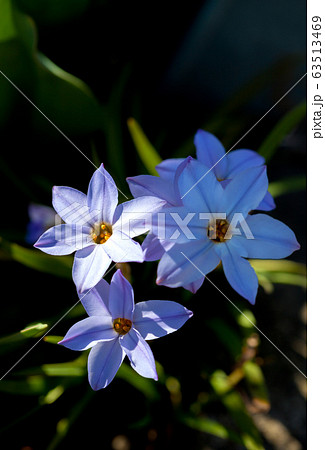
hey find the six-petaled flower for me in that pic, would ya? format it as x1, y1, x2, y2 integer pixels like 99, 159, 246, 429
127, 130, 276, 266
149, 157, 300, 303
59, 270, 193, 390
34, 164, 166, 293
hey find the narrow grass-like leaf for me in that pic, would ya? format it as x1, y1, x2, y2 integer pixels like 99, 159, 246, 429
268, 175, 306, 198
46, 390, 94, 450
117, 363, 160, 401
42, 358, 87, 377
43, 335, 64, 345
211, 370, 264, 450
40, 385, 65, 405
127, 118, 162, 175
0, 322, 48, 347
250, 259, 307, 290
0, 237, 72, 278
180, 414, 243, 445
0, 0, 17, 42
0, 376, 47, 395
104, 66, 131, 188
258, 102, 306, 162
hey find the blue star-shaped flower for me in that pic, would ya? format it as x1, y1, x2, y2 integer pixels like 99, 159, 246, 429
150, 157, 300, 303
34, 164, 165, 293
127, 130, 276, 266
59, 270, 193, 390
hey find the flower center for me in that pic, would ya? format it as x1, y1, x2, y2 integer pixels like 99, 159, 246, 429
207, 219, 231, 243
91, 222, 112, 244
113, 318, 132, 335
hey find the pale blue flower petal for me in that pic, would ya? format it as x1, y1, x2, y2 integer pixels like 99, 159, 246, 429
194, 129, 228, 180
87, 163, 118, 224
113, 196, 167, 238
157, 240, 219, 289
226, 149, 265, 178
73, 245, 112, 293
103, 230, 144, 263
133, 300, 193, 340
142, 233, 165, 261
108, 269, 134, 320
151, 206, 207, 244
120, 328, 158, 380
88, 339, 124, 390
219, 245, 258, 304
127, 175, 179, 206
78, 279, 111, 317
256, 191, 276, 211
59, 316, 116, 350
155, 158, 185, 180
223, 166, 268, 218
183, 276, 205, 293
52, 186, 89, 224
178, 157, 224, 213
34, 224, 91, 255
235, 214, 300, 259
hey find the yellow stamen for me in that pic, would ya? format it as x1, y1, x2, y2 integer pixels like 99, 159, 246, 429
91, 222, 112, 244
113, 318, 132, 335
208, 219, 231, 243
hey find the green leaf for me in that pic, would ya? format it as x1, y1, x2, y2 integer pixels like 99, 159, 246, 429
268, 175, 306, 198
104, 67, 131, 188
42, 358, 87, 377
20, 323, 48, 337
40, 384, 65, 405
46, 390, 94, 450
243, 361, 270, 411
180, 414, 243, 445
250, 259, 306, 275
0, 323, 48, 355
0, 0, 17, 42
258, 102, 306, 162
43, 335, 64, 345
250, 259, 307, 290
34, 53, 104, 136
37, 53, 93, 97
0, 1, 103, 135
14, 355, 87, 379
0, 237, 72, 278
127, 118, 162, 175
211, 370, 264, 450
0, 376, 48, 395
0, 16, 37, 129
117, 363, 160, 401
237, 310, 256, 329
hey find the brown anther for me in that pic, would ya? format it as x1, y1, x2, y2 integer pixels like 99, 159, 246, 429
113, 318, 132, 335
208, 219, 231, 243
91, 222, 112, 244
